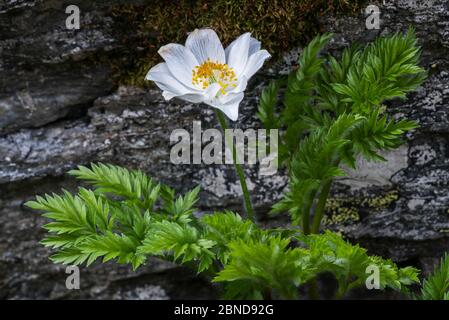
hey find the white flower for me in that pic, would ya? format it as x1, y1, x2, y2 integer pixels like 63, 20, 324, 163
145, 28, 271, 121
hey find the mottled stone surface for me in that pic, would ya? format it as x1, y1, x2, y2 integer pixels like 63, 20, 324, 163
1, 0, 449, 299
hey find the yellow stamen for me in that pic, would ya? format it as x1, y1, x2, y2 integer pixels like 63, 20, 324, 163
192, 58, 237, 95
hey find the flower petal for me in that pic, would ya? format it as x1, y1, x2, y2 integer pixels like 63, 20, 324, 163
146, 62, 193, 97
225, 33, 251, 77
186, 28, 225, 64
243, 49, 271, 79
207, 92, 244, 121
225, 34, 260, 59
229, 76, 248, 94
158, 43, 199, 89
162, 90, 178, 101
204, 83, 222, 100
162, 84, 220, 104
248, 37, 261, 56
169, 92, 206, 103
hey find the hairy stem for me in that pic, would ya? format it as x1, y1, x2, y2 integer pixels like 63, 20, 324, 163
302, 190, 317, 235
302, 208, 310, 235
311, 179, 332, 234
335, 283, 348, 299
215, 109, 255, 222
334, 275, 352, 299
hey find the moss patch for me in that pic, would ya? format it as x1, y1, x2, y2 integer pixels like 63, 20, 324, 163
322, 190, 399, 227
107, 0, 365, 86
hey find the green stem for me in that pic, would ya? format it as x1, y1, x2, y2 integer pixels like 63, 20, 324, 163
335, 282, 348, 299
303, 191, 319, 299
214, 109, 255, 222
334, 278, 362, 299
347, 279, 362, 292
302, 190, 317, 235
311, 180, 332, 234
302, 207, 311, 235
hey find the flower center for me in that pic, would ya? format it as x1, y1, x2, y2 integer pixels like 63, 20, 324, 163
192, 58, 237, 95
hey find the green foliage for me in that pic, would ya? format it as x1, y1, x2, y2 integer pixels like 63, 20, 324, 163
26, 185, 147, 269
27, 31, 436, 300
212, 229, 419, 299
214, 237, 311, 299
201, 211, 257, 264
28, 162, 425, 299
257, 79, 283, 130
270, 178, 320, 225
290, 113, 363, 181
419, 254, 449, 300
160, 185, 201, 224
259, 28, 426, 232
139, 220, 215, 272
69, 163, 160, 210
26, 163, 205, 271
299, 231, 419, 297
330, 30, 427, 113
348, 107, 418, 162
282, 33, 333, 128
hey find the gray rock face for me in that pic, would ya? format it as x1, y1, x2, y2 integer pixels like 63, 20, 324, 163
0, 0, 116, 134
1, 0, 449, 299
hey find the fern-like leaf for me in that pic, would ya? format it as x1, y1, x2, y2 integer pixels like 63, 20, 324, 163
69, 163, 160, 210
420, 253, 449, 300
